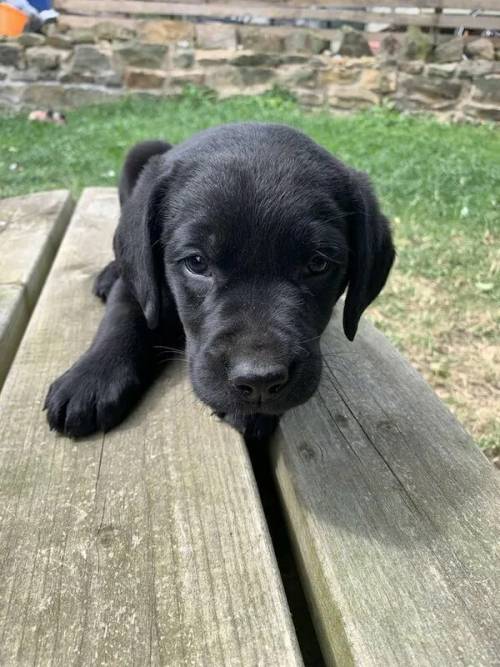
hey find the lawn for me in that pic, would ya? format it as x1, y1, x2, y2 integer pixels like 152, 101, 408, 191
1, 89, 499, 454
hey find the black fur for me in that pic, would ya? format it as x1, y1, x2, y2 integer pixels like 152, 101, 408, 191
118, 139, 171, 205
93, 259, 119, 302
45, 123, 395, 439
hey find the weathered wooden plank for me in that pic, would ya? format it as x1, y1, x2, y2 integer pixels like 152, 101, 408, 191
0, 190, 74, 389
285, 0, 500, 8
60, 12, 385, 40
272, 310, 500, 666
55, 0, 500, 30
57, 0, 500, 13
0, 188, 302, 666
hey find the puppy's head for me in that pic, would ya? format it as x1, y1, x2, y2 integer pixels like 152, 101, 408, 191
115, 124, 395, 417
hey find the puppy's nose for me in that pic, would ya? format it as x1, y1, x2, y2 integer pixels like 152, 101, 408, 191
230, 360, 289, 403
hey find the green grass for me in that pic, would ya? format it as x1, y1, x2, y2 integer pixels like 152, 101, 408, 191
1, 88, 499, 450
1, 89, 498, 302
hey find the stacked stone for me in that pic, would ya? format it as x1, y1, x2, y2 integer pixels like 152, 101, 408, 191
379, 27, 500, 122
0, 21, 498, 123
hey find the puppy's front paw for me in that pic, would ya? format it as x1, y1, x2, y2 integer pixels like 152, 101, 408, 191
44, 354, 142, 438
93, 260, 119, 302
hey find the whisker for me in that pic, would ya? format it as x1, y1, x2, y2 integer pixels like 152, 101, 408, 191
158, 356, 190, 365
297, 334, 322, 345
320, 351, 356, 357
156, 350, 187, 358
170, 385, 198, 411
153, 345, 186, 354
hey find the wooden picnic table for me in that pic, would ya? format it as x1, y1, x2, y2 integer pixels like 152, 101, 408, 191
0, 188, 499, 666
0, 190, 73, 388
54, 0, 500, 32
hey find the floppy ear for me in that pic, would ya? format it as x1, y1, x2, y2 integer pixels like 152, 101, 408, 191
113, 160, 170, 330
343, 170, 395, 341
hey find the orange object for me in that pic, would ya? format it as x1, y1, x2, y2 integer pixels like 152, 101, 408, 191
0, 4, 28, 37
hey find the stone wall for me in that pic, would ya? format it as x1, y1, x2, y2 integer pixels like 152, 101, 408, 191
0, 21, 499, 122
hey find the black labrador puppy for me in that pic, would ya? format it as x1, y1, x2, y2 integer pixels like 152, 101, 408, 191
45, 123, 395, 440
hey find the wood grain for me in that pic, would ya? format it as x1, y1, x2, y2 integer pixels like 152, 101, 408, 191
54, 0, 500, 31
0, 190, 74, 389
55, 0, 500, 13
272, 309, 500, 666
0, 188, 302, 666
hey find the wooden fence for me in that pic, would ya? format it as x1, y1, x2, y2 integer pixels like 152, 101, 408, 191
54, 0, 500, 32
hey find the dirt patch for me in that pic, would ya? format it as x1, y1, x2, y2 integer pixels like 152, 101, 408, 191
370, 269, 500, 466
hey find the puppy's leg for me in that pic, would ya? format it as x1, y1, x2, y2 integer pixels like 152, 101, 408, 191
93, 260, 120, 302
221, 412, 281, 443
244, 414, 281, 443
45, 278, 155, 438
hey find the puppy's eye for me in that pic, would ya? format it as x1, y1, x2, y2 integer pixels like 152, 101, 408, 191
184, 255, 209, 275
306, 254, 331, 276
